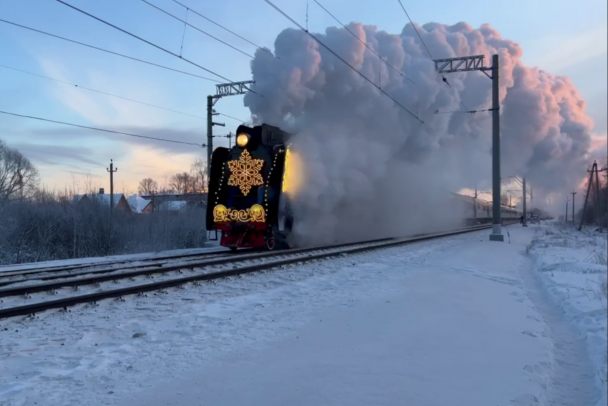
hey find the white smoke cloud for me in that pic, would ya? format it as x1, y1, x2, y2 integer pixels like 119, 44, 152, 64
243, 21, 595, 244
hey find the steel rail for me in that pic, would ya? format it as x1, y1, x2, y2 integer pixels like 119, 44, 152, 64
0, 236, 396, 293
0, 247, 249, 279
0, 224, 504, 319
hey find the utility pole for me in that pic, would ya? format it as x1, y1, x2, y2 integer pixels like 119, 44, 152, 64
226, 132, 233, 148
434, 54, 503, 241
106, 159, 117, 216
206, 80, 254, 175
522, 177, 527, 227
565, 198, 569, 223
571, 191, 576, 225
473, 184, 478, 221
578, 161, 607, 232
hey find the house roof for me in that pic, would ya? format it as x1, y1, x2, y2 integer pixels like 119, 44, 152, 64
74, 193, 127, 209
127, 195, 151, 213
157, 200, 188, 211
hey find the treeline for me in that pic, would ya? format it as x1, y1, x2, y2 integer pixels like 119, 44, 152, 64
137, 159, 208, 195
0, 139, 207, 266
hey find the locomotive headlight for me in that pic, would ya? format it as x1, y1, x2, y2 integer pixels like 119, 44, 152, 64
236, 133, 249, 147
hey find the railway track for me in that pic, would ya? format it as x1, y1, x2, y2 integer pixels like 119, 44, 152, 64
0, 224, 505, 320
0, 246, 252, 283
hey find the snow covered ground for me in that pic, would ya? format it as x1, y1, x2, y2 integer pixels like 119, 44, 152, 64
0, 243, 222, 274
0, 225, 604, 406
527, 222, 607, 406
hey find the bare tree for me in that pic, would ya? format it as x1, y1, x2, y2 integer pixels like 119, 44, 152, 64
190, 158, 208, 192
0, 139, 39, 202
138, 178, 158, 195
169, 172, 195, 194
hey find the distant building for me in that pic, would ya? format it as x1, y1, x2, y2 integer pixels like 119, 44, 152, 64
140, 192, 208, 211
127, 195, 153, 214
74, 189, 133, 214
141, 193, 207, 207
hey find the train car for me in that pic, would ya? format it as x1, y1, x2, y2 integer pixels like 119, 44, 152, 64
451, 192, 522, 225
206, 123, 294, 251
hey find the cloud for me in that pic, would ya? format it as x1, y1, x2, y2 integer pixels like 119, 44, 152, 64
37, 58, 187, 129
243, 20, 597, 242
523, 25, 608, 72
11, 142, 103, 167
23, 125, 205, 156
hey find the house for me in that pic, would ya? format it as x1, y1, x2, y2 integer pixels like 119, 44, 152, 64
156, 200, 189, 213
127, 195, 153, 214
74, 189, 133, 214
140, 192, 208, 210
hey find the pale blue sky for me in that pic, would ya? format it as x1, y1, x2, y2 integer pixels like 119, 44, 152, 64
0, 0, 606, 192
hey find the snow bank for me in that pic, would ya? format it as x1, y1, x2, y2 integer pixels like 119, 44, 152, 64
528, 222, 608, 406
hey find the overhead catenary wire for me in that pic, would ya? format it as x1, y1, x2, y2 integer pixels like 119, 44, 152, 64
0, 110, 203, 147
313, 0, 415, 85
54, 0, 261, 97
434, 108, 493, 115
2, 63, 247, 123
395, 0, 482, 127
218, 112, 249, 123
264, 0, 423, 124
395, 0, 433, 60
0, 63, 211, 121
140, 0, 255, 59
172, 0, 277, 59
0, 18, 221, 83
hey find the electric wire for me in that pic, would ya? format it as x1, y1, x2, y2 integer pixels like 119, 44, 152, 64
264, 0, 423, 124
313, 0, 415, 85
0, 18, 221, 83
0, 63, 210, 121
55, 0, 260, 97
218, 112, 248, 122
172, 0, 277, 58
140, 0, 255, 59
0, 110, 203, 147
395, 0, 433, 59
434, 108, 493, 115
395, 0, 482, 127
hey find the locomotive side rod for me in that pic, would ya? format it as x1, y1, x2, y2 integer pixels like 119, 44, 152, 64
0, 223, 516, 320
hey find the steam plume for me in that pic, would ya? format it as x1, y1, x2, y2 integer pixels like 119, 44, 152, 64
243, 21, 595, 245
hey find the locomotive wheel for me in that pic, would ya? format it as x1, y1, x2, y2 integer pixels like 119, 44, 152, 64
265, 230, 276, 251
229, 247, 237, 252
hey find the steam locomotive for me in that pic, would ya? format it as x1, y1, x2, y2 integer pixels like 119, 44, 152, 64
206, 123, 523, 251
206, 124, 294, 251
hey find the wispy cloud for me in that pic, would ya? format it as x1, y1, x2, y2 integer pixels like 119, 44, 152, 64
524, 25, 608, 72
37, 58, 184, 129
12, 142, 103, 166
24, 125, 205, 156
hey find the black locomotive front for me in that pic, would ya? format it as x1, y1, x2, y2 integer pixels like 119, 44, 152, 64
206, 123, 290, 250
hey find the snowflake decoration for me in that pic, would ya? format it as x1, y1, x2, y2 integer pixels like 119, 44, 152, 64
227, 149, 264, 196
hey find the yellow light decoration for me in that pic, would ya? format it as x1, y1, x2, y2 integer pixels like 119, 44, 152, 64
282, 146, 303, 196
227, 149, 264, 196
213, 204, 266, 223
